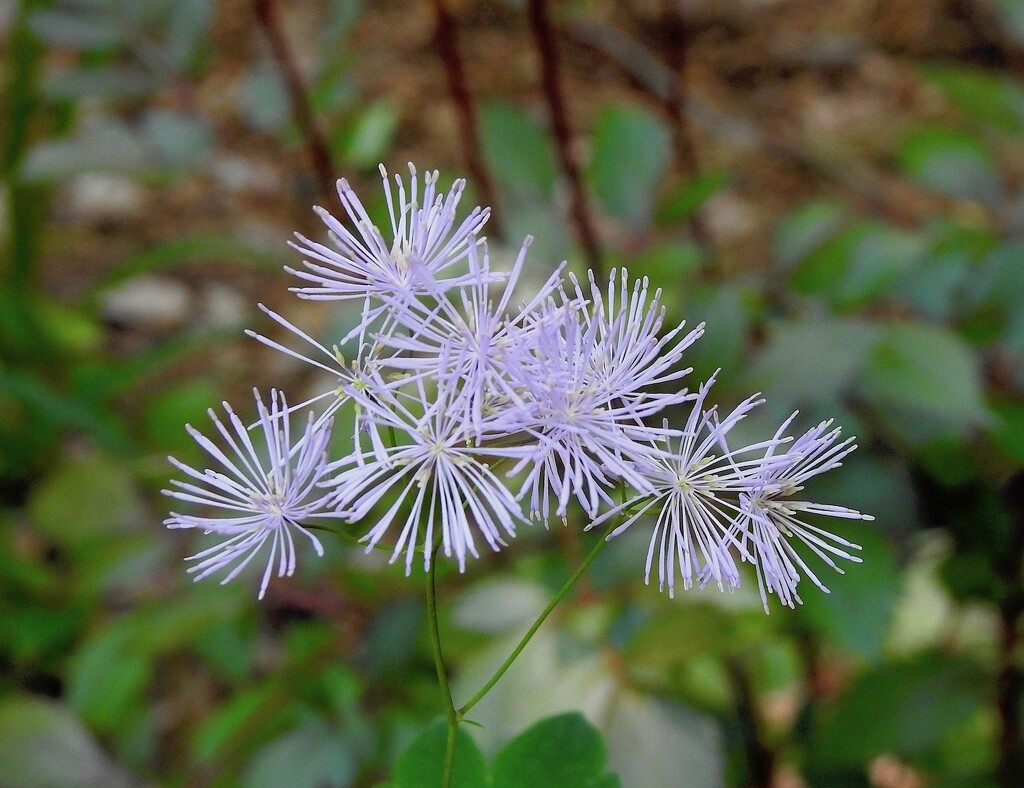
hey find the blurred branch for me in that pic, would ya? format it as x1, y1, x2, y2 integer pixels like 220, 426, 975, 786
564, 18, 979, 228
726, 659, 776, 788
252, 0, 336, 203
997, 470, 1024, 787
2, 0, 48, 292
657, 1, 711, 245
430, 0, 502, 234
526, 0, 604, 274
658, 2, 701, 175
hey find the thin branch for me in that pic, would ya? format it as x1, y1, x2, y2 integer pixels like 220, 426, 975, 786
997, 470, 1024, 787
564, 18, 976, 228
430, 0, 502, 233
657, 0, 711, 245
252, 0, 336, 203
658, 1, 702, 177
526, 0, 603, 274
726, 659, 775, 788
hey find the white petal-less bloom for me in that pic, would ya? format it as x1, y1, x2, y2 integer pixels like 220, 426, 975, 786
287, 164, 490, 307
327, 359, 530, 574
375, 235, 563, 434
504, 268, 705, 519
587, 374, 778, 596
163, 390, 341, 599
735, 416, 871, 611
575, 268, 704, 418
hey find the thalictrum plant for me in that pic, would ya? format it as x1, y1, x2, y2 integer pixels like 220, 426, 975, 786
163, 164, 873, 786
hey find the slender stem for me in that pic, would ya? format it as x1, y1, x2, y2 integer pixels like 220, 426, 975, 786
459, 518, 616, 715
997, 470, 1024, 787
251, 0, 336, 202
426, 540, 459, 788
430, 0, 502, 232
726, 658, 775, 788
526, 0, 603, 275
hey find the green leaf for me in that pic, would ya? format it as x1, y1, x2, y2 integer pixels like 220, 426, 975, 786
143, 109, 213, 167
394, 718, 488, 788
773, 199, 847, 269
27, 456, 147, 547
923, 64, 1024, 134
492, 713, 616, 788
895, 249, 971, 320
0, 369, 131, 452
1, 603, 84, 665
363, 598, 423, 680
616, 241, 702, 319
590, 105, 671, 229
746, 317, 877, 405
481, 102, 557, 202
166, 0, 214, 71
994, 0, 1024, 49
143, 381, 221, 455
242, 718, 357, 788
191, 684, 281, 765
0, 696, 136, 787
68, 590, 244, 732
43, 66, 156, 101
27, 8, 126, 48
452, 578, 547, 634
604, 693, 721, 788
810, 653, 989, 766
22, 119, 151, 181
682, 285, 753, 385
990, 400, 1024, 463
65, 626, 151, 732
858, 323, 987, 436
899, 128, 1002, 207
839, 226, 928, 306
791, 222, 927, 307
335, 98, 400, 170
655, 170, 729, 226
625, 604, 758, 668
239, 61, 291, 133
798, 526, 900, 661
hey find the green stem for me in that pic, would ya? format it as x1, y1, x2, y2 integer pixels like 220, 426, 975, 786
459, 518, 617, 715
426, 540, 459, 788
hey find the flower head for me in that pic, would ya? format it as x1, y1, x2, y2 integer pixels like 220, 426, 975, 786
163, 390, 340, 598
504, 268, 704, 519
287, 164, 490, 306
587, 374, 773, 596
327, 357, 529, 573
735, 416, 871, 610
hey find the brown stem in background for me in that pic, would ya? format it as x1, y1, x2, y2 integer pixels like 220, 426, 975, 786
658, 1, 701, 178
564, 18, 973, 229
658, 1, 711, 246
430, 0, 502, 233
726, 659, 775, 788
252, 0, 336, 203
526, 0, 603, 274
997, 470, 1024, 787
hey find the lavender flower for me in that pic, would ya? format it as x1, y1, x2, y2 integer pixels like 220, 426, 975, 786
735, 416, 871, 610
287, 164, 490, 306
327, 358, 530, 573
164, 390, 340, 599
586, 374, 775, 596
163, 162, 871, 611
375, 235, 563, 434
504, 269, 704, 519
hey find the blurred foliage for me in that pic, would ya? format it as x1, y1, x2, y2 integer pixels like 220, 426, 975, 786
1, 0, 1024, 786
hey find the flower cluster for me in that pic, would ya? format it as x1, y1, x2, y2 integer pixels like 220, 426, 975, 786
164, 163, 871, 609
